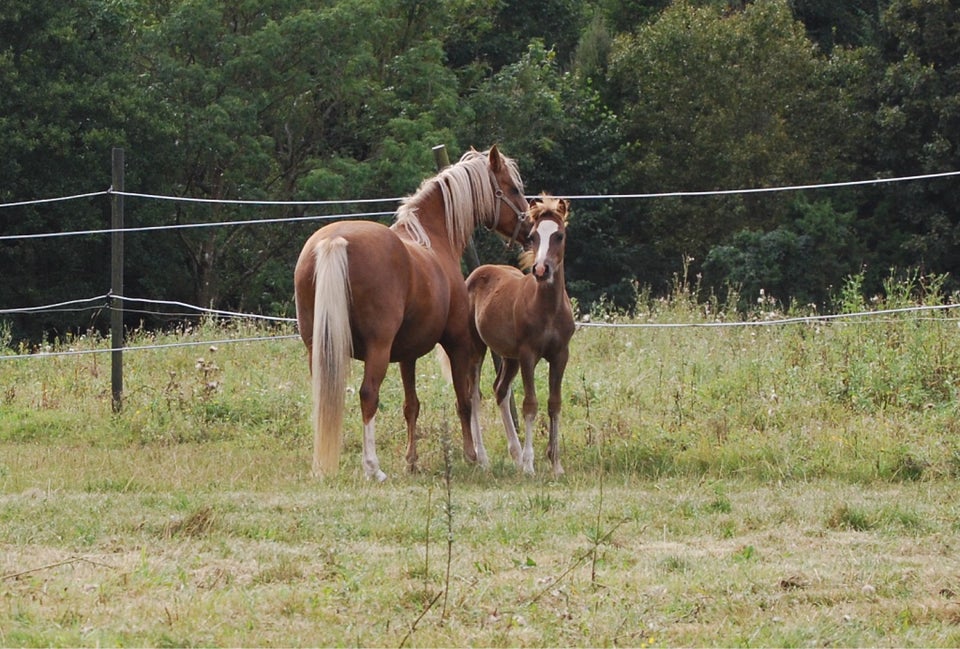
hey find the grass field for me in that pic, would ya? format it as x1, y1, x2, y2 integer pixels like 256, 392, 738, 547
3, 277, 960, 647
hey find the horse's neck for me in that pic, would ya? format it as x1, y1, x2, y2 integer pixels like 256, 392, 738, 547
532, 263, 568, 308
408, 189, 466, 258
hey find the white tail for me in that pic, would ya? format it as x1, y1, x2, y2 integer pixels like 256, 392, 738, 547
434, 344, 453, 384
311, 237, 352, 476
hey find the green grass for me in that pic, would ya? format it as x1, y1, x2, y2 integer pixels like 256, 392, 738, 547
4, 284, 960, 646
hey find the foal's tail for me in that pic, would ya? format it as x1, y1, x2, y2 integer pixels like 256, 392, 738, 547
310, 237, 352, 477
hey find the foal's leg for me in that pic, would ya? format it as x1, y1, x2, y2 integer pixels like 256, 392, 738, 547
400, 360, 420, 473
518, 356, 539, 475
494, 358, 523, 467
546, 350, 569, 477
468, 350, 487, 469
358, 347, 390, 482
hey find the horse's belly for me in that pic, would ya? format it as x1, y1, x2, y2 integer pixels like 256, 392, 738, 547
469, 267, 526, 357
390, 320, 446, 362
474, 301, 522, 358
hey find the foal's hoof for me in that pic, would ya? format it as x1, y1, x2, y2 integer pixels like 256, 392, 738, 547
366, 469, 388, 482
521, 451, 535, 475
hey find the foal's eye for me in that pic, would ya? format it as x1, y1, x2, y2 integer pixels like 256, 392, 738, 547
555, 233, 564, 242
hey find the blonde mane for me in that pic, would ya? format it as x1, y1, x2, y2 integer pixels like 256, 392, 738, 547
392, 148, 524, 251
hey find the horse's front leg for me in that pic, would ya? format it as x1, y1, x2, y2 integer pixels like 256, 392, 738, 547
546, 350, 569, 477
519, 355, 540, 475
358, 348, 390, 482
400, 360, 420, 473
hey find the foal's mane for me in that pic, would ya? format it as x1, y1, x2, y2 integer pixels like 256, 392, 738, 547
519, 194, 567, 271
393, 148, 523, 252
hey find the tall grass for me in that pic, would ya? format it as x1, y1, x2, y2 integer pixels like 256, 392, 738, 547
2, 274, 959, 482
4, 275, 960, 646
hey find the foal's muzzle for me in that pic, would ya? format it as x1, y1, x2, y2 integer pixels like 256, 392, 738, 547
533, 262, 553, 283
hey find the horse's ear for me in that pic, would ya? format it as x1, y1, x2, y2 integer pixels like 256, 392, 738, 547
528, 194, 543, 218
558, 198, 571, 224
488, 144, 502, 173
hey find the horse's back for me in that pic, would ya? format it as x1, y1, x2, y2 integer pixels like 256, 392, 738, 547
466, 264, 524, 298
296, 220, 456, 362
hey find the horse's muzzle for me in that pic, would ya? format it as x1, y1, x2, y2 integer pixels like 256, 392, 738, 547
533, 263, 553, 283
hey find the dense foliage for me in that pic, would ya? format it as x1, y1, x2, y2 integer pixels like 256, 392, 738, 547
2, 0, 959, 340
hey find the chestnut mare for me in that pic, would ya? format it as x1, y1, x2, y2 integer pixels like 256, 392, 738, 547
467, 195, 575, 476
294, 147, 529, 480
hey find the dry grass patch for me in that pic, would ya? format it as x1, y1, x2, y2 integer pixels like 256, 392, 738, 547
4, 463, 960, 646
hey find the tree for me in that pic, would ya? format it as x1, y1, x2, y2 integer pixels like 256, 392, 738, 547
131, 0, 472, 312
605, 0, 859, 291
789, 0, 883, 53
459, 40, 629, 303
445, 0, 589, 72
0, 1, 148, 340
867, 0, 960, 282
703, 197, 861, 309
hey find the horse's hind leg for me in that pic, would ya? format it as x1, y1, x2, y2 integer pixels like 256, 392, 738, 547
358, 348, 390, 482
400, 360, 420, 473
494, 358, 523, 467
546, 352, 569, 477
444, 343, 483, 466
468, 350, 488, 469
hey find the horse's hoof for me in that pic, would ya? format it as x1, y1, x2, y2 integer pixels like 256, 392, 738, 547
366, 469, 388, 482
476, 449, 490, 468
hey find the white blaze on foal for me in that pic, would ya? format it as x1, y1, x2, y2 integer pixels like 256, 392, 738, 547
532, 219, 559, 282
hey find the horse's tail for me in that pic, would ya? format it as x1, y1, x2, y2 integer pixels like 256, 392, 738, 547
435, 344, 453, 384
310, 237, 352, 477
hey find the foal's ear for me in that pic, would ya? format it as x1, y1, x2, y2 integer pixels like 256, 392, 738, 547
558, 198, 570, 219
487, 144, 502, 173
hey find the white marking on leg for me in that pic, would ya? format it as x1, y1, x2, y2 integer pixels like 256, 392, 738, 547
499, 388, 522, 466
522, 413, 536, 475
471, 384, 489, 468
362, 416, 387, 482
